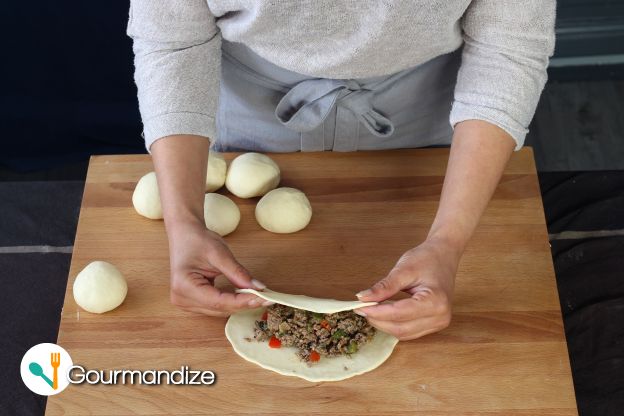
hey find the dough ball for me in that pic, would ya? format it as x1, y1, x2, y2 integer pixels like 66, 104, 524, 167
206, 151, 227, 192
255, 187, 312, 233
203, 193, 241, 236
132, 171, 162, 219
225, 153, 280, 198
73, 261, 128, 314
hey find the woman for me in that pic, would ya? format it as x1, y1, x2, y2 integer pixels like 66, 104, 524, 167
127, 1, 555, 340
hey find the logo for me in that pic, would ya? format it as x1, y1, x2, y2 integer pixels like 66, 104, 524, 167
20, 343, 73, 396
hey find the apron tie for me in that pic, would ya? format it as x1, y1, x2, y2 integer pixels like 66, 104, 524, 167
274, 79, 395, 138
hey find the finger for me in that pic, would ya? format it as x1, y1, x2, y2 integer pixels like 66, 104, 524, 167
174, 287, 268, 313
356, 269, 414, 302
196, 286, 259, 311
183, 273, 262, 311
366, 316, 445, 341
355, 297, 434, 322
209, 246, 266, 290
180, 306, 231, 318
175, 273, 273, 311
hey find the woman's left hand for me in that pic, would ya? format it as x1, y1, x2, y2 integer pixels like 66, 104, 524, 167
354, 239, 461, 341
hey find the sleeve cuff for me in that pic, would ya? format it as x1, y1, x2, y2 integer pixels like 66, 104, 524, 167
449, 101, 528, 151
142, 112, 216, 152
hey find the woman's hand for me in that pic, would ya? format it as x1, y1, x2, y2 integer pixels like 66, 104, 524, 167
167, 219, 270, 317
354, 121, 515, 339
150, 135, 270, 317
354, 238, 461, 340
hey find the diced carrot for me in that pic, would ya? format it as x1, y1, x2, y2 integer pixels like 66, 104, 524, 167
320, 320, 331, 330
309, 351, 320, 362
268, 336, 281, 348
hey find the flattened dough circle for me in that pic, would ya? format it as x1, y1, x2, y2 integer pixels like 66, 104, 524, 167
226, 289, 398, 382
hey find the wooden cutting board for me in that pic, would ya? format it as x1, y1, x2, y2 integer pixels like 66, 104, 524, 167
46, 149, 578, 415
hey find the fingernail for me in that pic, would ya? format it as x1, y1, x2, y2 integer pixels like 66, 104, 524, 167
251, 279, 266, 290
248, 298, 262, 307
262, 300, 275, 307
356, 289, 372, 298
354, 309, 367, 317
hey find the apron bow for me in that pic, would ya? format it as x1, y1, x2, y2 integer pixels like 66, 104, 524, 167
274, 79, 394, 138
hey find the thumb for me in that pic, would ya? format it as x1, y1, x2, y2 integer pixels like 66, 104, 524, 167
356, 270, 411, 302
210, 247, 266, 290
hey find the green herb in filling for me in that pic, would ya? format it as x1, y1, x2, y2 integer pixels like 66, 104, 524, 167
310, 312, 324, 321
331, 329, 346, 340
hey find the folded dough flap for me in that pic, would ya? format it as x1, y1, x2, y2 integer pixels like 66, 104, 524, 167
236, 288, 377, 314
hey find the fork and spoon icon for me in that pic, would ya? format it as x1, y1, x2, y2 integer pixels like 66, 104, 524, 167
29, 352, 61, 389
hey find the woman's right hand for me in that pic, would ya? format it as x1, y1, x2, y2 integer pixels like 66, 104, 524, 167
150, 134, 268, 316
166, 219, 270, 317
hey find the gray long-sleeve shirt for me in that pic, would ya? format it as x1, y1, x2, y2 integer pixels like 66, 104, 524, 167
127, 0, 556, 151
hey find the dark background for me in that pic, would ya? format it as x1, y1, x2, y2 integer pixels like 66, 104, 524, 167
0, 1, 623, 415
0, 0, 623, 172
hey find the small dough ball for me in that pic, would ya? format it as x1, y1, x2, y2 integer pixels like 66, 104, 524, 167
203, 193, 241, 236
132, 172, 162, 219
73, 261, 128, 314
206, 151, 227, 192
255, 187, 312, 233
225, 153, 280, 198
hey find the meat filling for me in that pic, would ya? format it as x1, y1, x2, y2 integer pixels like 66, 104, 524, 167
254, 304, 376, 363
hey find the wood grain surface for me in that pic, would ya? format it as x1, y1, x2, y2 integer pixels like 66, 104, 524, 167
46, 149, 578, 415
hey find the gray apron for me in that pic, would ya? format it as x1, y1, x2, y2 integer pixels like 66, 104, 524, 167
214, 40, 461, 153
